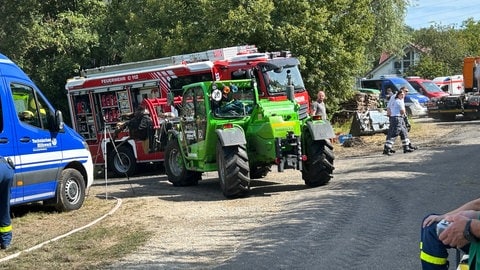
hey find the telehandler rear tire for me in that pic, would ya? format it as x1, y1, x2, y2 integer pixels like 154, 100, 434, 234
165, 140, 199, 186
216, 142, 250, 198
302, 133, 335, 187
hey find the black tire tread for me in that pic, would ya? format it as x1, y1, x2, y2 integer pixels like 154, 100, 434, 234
302, 133, 335, 187
217, 142, 250, 198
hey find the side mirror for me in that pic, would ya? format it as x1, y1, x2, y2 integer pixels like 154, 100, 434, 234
54, 110, 64, 131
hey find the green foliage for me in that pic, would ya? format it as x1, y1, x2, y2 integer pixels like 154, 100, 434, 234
409, 20, 480, 78
332, 117, 353, 135
3, 0, 480, 123
405, 55, 449, 79
0, 0, 106, 121
366, 0, 410, 60
92, 0, 409, 113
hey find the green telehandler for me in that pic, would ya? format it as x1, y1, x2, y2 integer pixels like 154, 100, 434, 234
163, 77, 335, 198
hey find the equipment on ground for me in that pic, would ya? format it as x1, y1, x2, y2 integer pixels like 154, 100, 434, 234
160, 76, 335, 198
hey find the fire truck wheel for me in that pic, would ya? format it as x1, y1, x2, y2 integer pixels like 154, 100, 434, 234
53, 168, 86, 212
164, 140, 199, 186
216, 141, 250, 198
302, 132, 335, 187
108, 145, 137, 177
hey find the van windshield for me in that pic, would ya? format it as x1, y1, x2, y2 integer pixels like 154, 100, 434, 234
394, 83, 418, 94
421, 81, 444, 93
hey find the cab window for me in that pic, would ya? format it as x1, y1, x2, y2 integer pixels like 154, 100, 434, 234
11, 83, 50, 129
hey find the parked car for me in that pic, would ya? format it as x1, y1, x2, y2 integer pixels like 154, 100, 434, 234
361, 77, 429, 117
406, 77, 449, 99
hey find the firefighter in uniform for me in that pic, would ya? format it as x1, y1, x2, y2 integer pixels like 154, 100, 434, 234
383, 90, 416, 155
0, 157, 14, 250
420, 198, 480, 269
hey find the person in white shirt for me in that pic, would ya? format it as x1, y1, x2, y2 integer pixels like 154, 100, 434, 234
311, 90, 327, 120
383, 90, 416, 155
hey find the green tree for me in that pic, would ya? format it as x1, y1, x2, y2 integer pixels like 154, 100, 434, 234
461, 19, 480, 57
405, 55, 449, 79
412, 25, 466, 76
0, 0, 412, 118
96, 0, 410, 111
367, 0, 410, 61
0, 0, 106, 119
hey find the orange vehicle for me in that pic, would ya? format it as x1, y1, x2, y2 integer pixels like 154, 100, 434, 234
426, 57, 480, 121
65, 45, 312, 176
463, 57, 480, 92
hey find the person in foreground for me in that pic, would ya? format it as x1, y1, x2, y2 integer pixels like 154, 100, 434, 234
420, 198, 480, 269
0, 157, 14, 250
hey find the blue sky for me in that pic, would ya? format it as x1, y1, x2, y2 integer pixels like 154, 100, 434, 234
405, 0, 480, 29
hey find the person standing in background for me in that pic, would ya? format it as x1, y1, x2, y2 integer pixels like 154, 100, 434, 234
383, 90, 416, 155
311, 90, 327, 120
0, 157, 14, 250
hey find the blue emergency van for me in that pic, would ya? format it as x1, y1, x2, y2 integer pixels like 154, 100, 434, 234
361, 77, 429, 117
0, 53, 93, 211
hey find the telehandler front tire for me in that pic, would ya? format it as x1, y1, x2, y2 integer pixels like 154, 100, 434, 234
165, 140, 199, 186
216, 142, 250, 198
302, 133, 335, 187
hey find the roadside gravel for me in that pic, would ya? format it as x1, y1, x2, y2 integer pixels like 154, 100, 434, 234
93, 119, 456, 269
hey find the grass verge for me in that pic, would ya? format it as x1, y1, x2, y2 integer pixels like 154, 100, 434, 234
0, 196, 151, 269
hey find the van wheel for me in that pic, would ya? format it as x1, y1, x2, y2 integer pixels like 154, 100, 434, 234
108, 145, 137, 177
55, 168, 86, 212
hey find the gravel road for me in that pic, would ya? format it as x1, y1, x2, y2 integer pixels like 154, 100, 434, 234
88, 119, 479, 270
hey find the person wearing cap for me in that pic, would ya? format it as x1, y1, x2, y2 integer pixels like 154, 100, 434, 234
383, 89, 417, 155
0, 157, 14, 250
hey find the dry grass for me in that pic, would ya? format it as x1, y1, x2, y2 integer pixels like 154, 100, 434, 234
334, 118, 455, 158
0, 196, 151, 270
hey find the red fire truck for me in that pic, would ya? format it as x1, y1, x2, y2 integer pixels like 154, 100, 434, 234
65, 45, 311, 176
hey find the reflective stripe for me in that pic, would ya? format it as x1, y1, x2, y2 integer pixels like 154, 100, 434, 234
0, 224, 12, 233
420, 250, 448, 265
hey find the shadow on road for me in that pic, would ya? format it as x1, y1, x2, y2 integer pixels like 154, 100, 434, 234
92, 172, 311, 202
